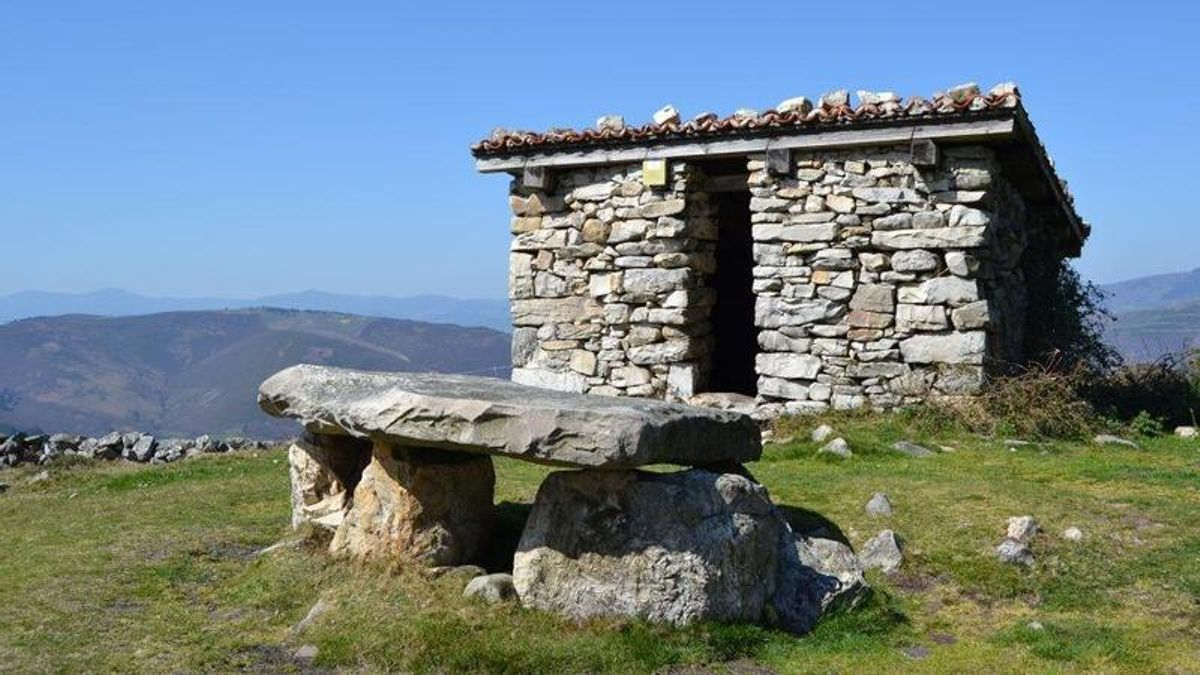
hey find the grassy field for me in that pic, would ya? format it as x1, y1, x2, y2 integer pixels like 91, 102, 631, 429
1, 415, 1198, 673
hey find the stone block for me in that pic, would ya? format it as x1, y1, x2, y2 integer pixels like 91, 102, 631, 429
899, 332, 986, 364
871, 227, 987, 250
756, 353, 822, 379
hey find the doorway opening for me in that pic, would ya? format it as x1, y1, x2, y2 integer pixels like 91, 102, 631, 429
706, 187, 757, 396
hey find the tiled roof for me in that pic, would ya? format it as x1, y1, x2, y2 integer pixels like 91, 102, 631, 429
472, 83, 1021, 157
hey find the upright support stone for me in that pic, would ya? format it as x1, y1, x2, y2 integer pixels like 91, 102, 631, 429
288, 432, 371, 532
329, 442, 495, 566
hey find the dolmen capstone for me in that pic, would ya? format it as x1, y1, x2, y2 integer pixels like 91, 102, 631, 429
259, 364, 864, 634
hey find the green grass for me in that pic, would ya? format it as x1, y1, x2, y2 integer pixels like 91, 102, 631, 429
2, 417, 1199, 673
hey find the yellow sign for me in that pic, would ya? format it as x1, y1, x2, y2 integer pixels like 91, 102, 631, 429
642, 159, 667, 187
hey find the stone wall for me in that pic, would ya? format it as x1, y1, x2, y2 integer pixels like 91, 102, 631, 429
506, 143, 1046, 415
508, 162, 716, 400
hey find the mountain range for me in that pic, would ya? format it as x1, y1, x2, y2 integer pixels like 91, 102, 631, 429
0, 289, 511, 332
0, 308, 511, 438
1099, 268, 1200, 362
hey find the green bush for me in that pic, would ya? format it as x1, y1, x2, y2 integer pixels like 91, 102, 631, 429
1128, 411, 1165, 438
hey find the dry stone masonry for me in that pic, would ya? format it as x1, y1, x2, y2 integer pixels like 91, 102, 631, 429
475, 83, 1087, 416
259, 364, 864, 634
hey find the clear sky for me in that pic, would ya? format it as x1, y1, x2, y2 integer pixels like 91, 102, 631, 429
2, 1, 1197, 299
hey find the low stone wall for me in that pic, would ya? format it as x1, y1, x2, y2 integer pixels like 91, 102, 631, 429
0, 431, 270, 468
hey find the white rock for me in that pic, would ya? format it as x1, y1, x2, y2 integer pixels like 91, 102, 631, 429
1093, 434, 1140, 449
1006, 516, 1039, 543
860, 530, 904, 573
463, 573, 516, 603
776, 96, 812, 115
818, 438, 852, 458
872, 227, 987, 250
1062, 527, 1084, 542
595, 115, 625, 131
995, 538, 1033, 566
865, 493, 893, 517
1175, 426, 1197, 439
811, 424, 835, 443
653, 105, 680, 125
898, 277, 979, 306
756, 352, 822, 379
899, 332, 986, 364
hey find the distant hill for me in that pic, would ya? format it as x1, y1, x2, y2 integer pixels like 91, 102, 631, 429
1100, 268, 1200, 314
1104, 298, 1200, 363
0, 289, 511, 332
0, 308, 511, 438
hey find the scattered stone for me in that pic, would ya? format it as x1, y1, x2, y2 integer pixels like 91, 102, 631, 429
789, 536, 868, 612
293, 645, 319, 661
1093, 434, 1139, 449
252, 539, 303, 558
818, 438, 852, 458
1062, 527, 1083, 542
25, 470, 50, 484
291, 598, 331, 634
811, 424, 835, 443
865, 492, 893, 517
652, 105, 680, 125
1027, 620, 1045, 631
891, 441, 934, 457
995, 538, 1034, 566
463, 573, 517, 603
1006, 516, 1039, 543
1175, 426, 1197, 439
860, 530, 904, 573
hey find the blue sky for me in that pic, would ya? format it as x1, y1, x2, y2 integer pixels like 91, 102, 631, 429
1, 1, 1197, 299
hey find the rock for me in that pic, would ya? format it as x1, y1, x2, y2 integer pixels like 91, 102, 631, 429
756, 353, 822, 380
1027, 620, 1045, 631
849, 284, 895, 313
329, 443, 495, 567
687, 392, 757, 415
951, 301, 991, 330
785, 536, 868, 614
294, 645, 319, 661
1006, 516, 1039, 543
1174, 426, 1197, 439
896, 304, 948, 331
652, 105, 680, 125
995, 538, 1033, 566
898, 277, 980, 305
890, 249, 939, 272
891, 441, 935, 457
25, 470, 50, 484
288, 433, 370, 532
860, 530, 904, 573
595, 114, 624, 131
818, 438, 852, 458
463, 573, 516, 603
424, 564, 487, 580
1093, 434, 1139, 449
1062, 527, 1084, 542
871, 227, 987, 250
865, 493, 893, 517
811, 424, 835, 443
253, 539, 303, 558
820, 89, 850, 108
259, 364, 761, 469
899, 332, 986, 364
127, 435, 157, 462
776, 96, 812, 115
513, 468, 856, 635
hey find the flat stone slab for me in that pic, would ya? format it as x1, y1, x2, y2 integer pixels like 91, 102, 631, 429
259, 365, 761, 468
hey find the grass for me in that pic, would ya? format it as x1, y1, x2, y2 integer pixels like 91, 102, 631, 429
1, 415, 1198, 673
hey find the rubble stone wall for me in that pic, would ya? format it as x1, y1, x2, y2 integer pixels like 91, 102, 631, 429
508, 162, 716, 400
506, 143, 1047, 415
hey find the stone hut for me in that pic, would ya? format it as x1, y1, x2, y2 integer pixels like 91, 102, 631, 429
471, 83, 1087, 416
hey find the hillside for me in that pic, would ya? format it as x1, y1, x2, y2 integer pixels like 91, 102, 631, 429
1101, 268, 1200, 314
0, 289, 511, 332
0, 309, 511, 437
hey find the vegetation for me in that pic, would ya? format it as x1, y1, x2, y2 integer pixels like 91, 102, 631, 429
3, 414, 1198, 673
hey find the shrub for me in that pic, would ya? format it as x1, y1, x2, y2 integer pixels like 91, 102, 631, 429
1127, 411, 1165, 438
1082, 353, 1200, 428
956, 365, 1100, 440
1021, 258, 1121, 374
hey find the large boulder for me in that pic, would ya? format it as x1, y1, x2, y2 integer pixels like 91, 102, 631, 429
513, 468, 863, 634
259, 364, 760, 469
329, 442, 494, 567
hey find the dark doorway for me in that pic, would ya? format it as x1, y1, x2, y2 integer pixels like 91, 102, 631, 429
707, 189, 757, 395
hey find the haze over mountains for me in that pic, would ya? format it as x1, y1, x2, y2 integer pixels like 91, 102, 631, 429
1100, 268, 1200, 362
0, 308, 511, 438
0, 289, 510, 332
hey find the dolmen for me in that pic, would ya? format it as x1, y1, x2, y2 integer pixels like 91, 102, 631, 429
259, 364, 864, 634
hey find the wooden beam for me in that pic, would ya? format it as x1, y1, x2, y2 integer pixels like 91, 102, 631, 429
474, 117, 1016, 173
